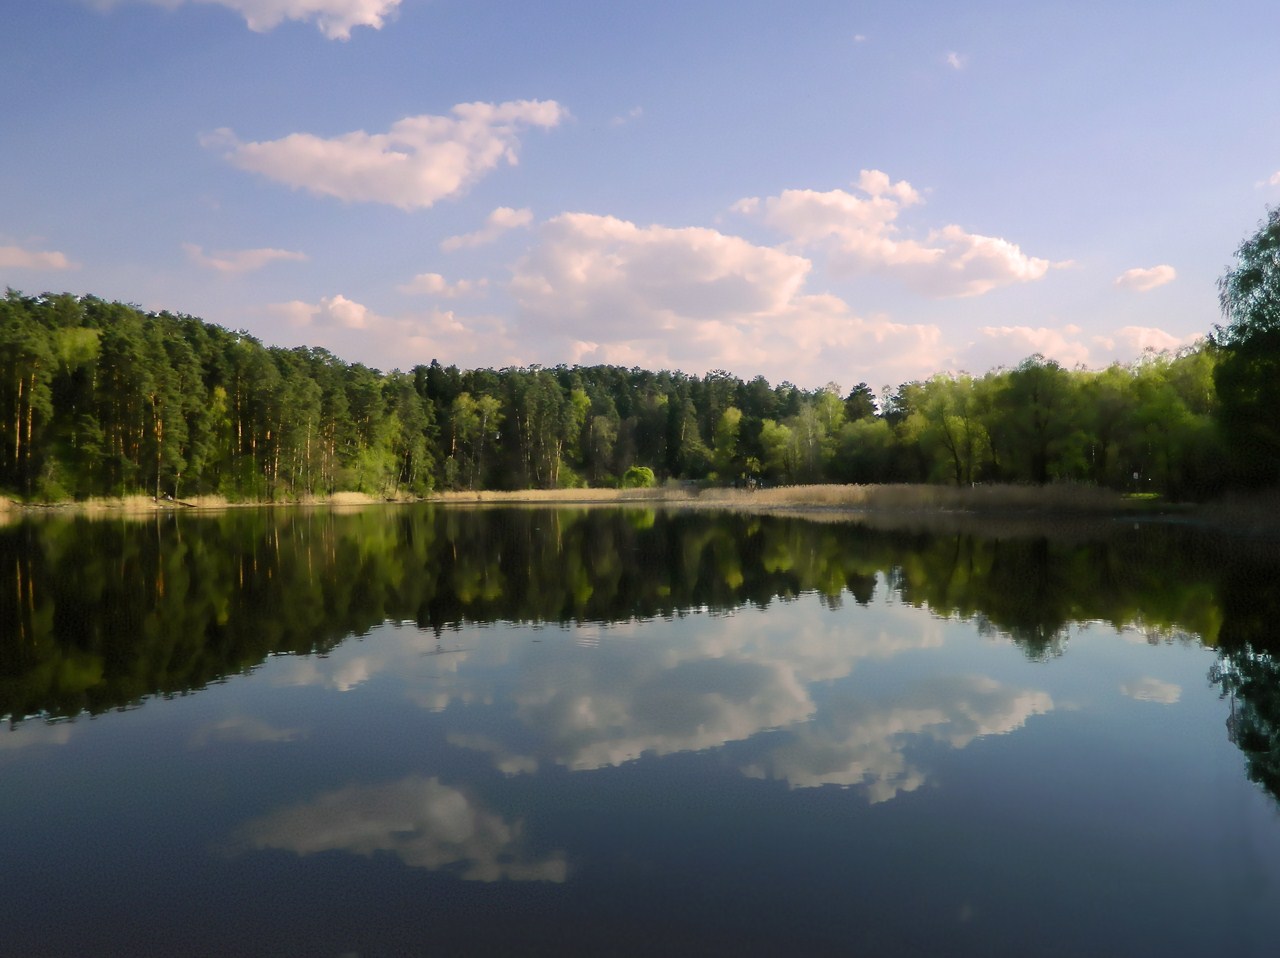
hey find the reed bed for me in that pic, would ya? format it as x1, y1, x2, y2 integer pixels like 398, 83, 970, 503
427, 482, 1139, 518
430, 487, 677, 504
692, 482, 1132, 515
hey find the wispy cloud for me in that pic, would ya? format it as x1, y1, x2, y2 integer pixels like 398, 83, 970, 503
440, 206, 534, 251
183, 243, 307, 274
204, 101, 566, 211
96, 0, 403, 40
945, 51, 966, 70
1120, 677, 1181, 704
1114, 264, 1176, 292
189, 715, 303, 747
610, 106, 644, 127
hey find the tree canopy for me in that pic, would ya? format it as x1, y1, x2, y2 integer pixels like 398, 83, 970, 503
0, 285, 1246, 502
1213, 207, 1280, 484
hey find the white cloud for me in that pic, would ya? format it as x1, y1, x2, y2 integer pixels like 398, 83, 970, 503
100, 0, 401, 40
189, 715, 303, 747
1113, 264, 1176, 292
269, 293, 375, 329
945, 51, 966, 70
1120, 677, 1181, 704
609, 106, 644, 127
183, 242, 307, 274
736, 170, 1058, 298
231, 775, 568, 881
262, 294, 516, 371
0, 244, 77, 270
963, 324, 1090, 371
440, 206, 534, 251
1269, 171, 1280, 186
509, 211, 944, 386
396, 272, 488, 297
1092, 326, 1200, 356
0, 722, 73, 750
954, 322, 1202, 375
206, 101, 566, 210
742, 675, 1053, 802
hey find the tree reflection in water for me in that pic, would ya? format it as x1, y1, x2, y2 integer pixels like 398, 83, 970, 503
2, 505, 1279, 800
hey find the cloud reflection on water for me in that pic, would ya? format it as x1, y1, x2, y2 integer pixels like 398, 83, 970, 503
232, 775, 567, 882
256, 594, 1052, 804
742, 675, 1054, 802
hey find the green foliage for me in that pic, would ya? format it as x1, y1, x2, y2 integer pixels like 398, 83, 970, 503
0, 287, 1242, 502
621, 465, 656, 488
1214, 208, 1280, 484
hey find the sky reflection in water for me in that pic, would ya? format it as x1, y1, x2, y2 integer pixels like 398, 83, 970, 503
2, 509, 1279, 956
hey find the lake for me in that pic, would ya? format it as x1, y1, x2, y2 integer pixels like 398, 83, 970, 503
2, 505, 1279, 956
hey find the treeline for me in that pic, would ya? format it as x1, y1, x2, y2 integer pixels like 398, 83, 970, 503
0, 288, 1235, 501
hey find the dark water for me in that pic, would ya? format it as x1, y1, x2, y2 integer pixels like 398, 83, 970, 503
2, 506, 1280, 957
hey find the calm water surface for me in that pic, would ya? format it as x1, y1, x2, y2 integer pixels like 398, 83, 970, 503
2, 506, 1279, 956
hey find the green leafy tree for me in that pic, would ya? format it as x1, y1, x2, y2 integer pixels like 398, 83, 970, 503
1213, 207, 1280, 484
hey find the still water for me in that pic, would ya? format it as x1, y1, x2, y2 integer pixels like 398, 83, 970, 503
2, 506, 1279, 956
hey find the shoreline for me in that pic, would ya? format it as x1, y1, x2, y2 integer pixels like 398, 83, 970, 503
3, 483, 1276, 537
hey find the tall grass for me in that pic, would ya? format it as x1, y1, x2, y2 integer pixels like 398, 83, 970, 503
427, 482, 1132, 514
693, 482, 1131, 514
430, 487, 677, 504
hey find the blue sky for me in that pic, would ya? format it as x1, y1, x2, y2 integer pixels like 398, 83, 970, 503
3, 0, 1279, 390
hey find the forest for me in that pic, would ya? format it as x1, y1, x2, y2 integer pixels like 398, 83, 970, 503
1, 209, 1277, 502
0, 289, 1236, 502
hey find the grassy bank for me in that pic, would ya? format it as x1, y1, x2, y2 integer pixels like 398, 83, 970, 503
0, 490, 400, 523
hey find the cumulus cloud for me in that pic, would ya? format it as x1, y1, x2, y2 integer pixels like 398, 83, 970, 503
183, 242, 307, 274
953, 323, 1203, 375
269, 293, 375, 329
1113, 264, 1176, 292
231, 775, 568, 881
440, 206, 534, 251
205, 101, 566, 210
262, 294, 516, 371
510, 210, 943, 386
735, 169, 1059, 298
0, 244, 77, 270
396, 272, 488, 297
100, 0, 401, 39
964, 324, 1091, 371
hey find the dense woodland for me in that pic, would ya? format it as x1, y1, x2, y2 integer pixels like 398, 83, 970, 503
0, 289, 1240, 503
1, 209, 1277, 502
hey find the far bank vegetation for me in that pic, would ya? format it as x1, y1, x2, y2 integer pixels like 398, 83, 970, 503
2, 206, 1277, 510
